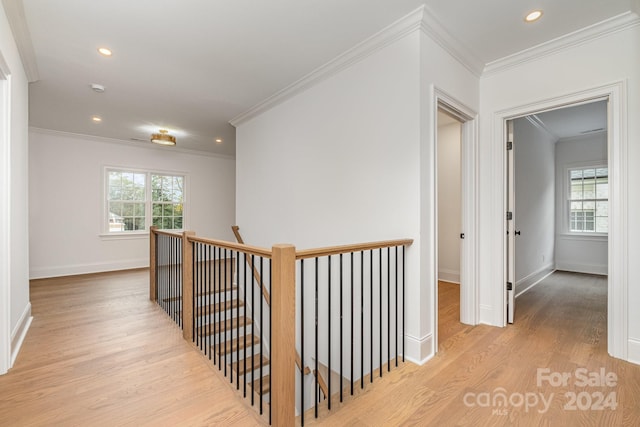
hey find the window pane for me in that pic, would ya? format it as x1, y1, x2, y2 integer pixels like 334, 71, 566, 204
596, 201, 608, 217
596, 177, 608, 199
583, 168, 595, 178
596, 167, 608, 178
162, 218, 172, 229
596, 217, 608, 233
583, 201, 595, 211
570, 201, 582, 211
570, 181, 583, 200
583, 180, 595, 199
134, 203, 145, 217
570, 170, 583, 179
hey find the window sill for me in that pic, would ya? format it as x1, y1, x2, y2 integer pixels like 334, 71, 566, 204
99, 232, 149, 241
557, 233, 608, 242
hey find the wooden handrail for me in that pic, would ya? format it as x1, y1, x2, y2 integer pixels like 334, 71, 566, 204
296, 238, 413, 260
152, 229, 184, 238
231, 226, 270, 306
313, 369, 330, 400
188, 235, 272, 258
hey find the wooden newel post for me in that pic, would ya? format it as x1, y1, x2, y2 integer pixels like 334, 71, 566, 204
149, 226, 157, 302
271, 244, 296, 426
182, 231, 196, 342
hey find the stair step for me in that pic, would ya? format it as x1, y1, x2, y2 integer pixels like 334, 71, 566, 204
195, 299, 244, 316
197, 316, 252, 336
162, 286, 237, 303
231, 355, 269, 376
215, 334, 260, 355
251, 374, 271, 395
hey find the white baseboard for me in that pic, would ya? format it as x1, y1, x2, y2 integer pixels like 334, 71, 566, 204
404, 333, 433, 365
628, 338, 640, 365
515, 263, 555, 298
30, 258, 149, 279
555, 260, 607, 276
438, 269, 460, 284
10, 303, 32, 368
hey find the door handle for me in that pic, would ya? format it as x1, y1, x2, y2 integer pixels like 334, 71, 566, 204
460, 233, 465, 239
515, 230, 521, 236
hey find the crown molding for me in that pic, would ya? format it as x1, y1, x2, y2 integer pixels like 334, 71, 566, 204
2, 0, 39, 82
28, 127, 235, 160
230, 7, 426, 127
231, 5, 484, 127
483, 11, 640, 76
419, 6, 484, 78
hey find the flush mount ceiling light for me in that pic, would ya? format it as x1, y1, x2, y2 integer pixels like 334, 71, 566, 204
98, 47, 113, 57
91, 116, 102, 123
151, 129, 176, 146
215, 138, 223, 144
525, 9, 543, 22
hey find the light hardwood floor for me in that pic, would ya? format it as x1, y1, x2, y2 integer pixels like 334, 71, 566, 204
1, 270, 639, 426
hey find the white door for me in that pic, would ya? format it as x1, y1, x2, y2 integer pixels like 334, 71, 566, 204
506, 120, 515, 324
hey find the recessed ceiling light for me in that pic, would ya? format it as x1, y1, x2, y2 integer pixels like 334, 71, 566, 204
525, 10, 543, 23
215, 138, 223, 144
92, 116, 102, 123
97, 47, 113, 57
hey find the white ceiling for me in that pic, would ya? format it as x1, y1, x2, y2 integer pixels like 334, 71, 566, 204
11, 0, 638, 155
532, 100, 608, 140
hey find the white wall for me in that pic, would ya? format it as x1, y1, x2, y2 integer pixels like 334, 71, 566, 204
0, 1, 30, 373
236, 15, 479, 365
513, 117, 555, 294
29, 130, 236, 278
555, 132, 608, 275
437, 118, 461, 283
479, 23, 640, 363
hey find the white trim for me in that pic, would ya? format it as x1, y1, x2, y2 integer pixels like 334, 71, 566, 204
231, 6, 483, 127
555, 261, 608, 276
484, 12, 640, 75
29, 258, 149, 280
438, 269, 460, 284
434, 88, 479, 334
404, 333, 434, 365
28, 127, 234, 160
10, 303, 31, 366
556, 234, 607, 242
515, 265, 555, 298
628, 338, 640, 365
494, 82, 627, 360
0, 52, 11, 375
1, 0, 39, 82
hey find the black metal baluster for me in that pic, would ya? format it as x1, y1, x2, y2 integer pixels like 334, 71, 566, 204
327, 255, 331, 410
208, 244, 212, 358
212, 246, 217, 364
339, 253, 343, 403
360, 250, 364, 389
300, 258, 305, 426
370, 249, 373, 384
402, 246, 405, 363
218, 247, 222, 370
314, 257, 318, 418
236, 252, 241, 389
251, 254, 255, 406
224, 249, 228, 379
269, 259, 272, 425
259, 256, 263, 414
387, 247, 390, 372
350, 252, 354, 396
379, 248, 382, 378
243, 252, 248, 398
395, 246, 398, 367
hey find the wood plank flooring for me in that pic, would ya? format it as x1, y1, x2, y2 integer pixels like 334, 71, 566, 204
0, 269, 266, 427
1, 270, 639, 426
306, 272, 640, 426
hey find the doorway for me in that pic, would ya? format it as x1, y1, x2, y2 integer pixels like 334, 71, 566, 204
506, 100, 608, 323
498, 82, 627, 360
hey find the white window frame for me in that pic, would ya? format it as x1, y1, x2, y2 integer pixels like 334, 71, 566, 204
564, 161, 608, 237
102, 166, 188, 237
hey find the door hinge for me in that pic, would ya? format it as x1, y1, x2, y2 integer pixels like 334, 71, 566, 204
507, 282, 513, 291
507, 141, 513, 150
506, 211, 513, 220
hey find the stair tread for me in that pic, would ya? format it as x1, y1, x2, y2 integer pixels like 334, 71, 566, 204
196, 316, 252, 336
195, 299, 244, 316
231, 355, 269, 376
214, 334, 260, 355
251, 374, 271, 395
162, 286, 237, 302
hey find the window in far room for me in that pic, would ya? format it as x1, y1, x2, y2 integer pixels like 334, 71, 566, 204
568, 166, 608, 233
106, 169, 184, 233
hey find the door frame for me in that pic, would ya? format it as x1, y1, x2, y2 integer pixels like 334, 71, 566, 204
0, 53, 11, 374
495, 82, 627, 359
433, 87, 479, 354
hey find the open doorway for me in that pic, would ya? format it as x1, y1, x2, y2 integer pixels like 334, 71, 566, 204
437, 109, 464, 345
506, 100, 609, 323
